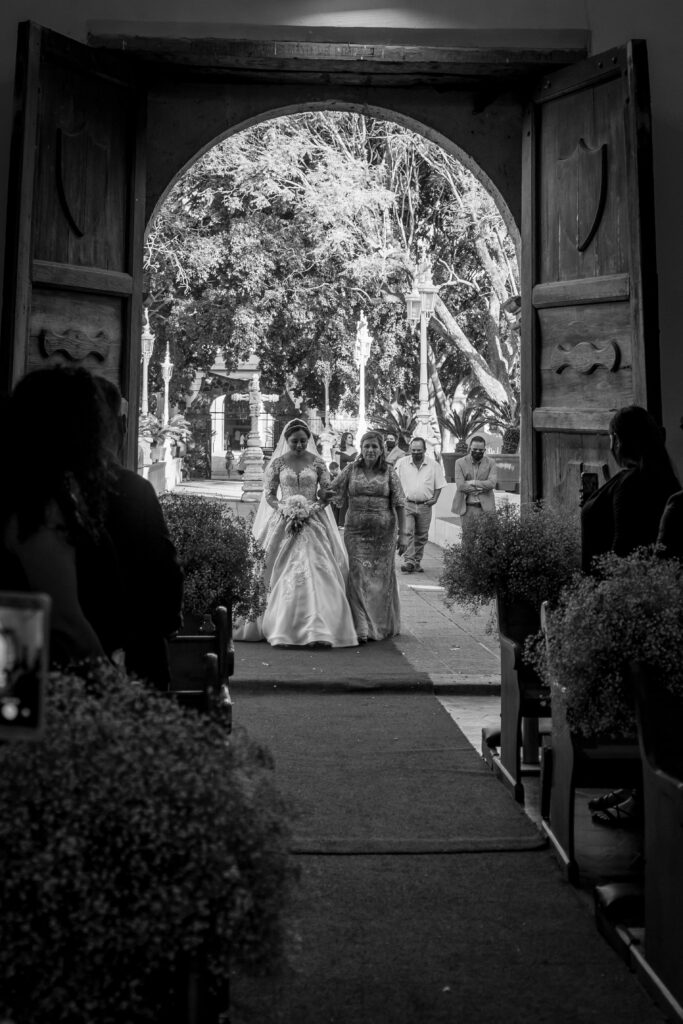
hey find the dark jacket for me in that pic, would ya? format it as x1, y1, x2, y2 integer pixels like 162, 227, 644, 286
103, 467, 183, 687
657, 490, 683, 560
581, 466, 678, 573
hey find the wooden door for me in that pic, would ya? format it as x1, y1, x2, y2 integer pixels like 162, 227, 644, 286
521, 41, 658, 506
1, 22, 145, 467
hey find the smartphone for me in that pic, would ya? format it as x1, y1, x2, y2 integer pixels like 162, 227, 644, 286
0, 592, 50, 741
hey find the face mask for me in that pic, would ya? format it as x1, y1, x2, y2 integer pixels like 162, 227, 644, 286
386, 440, 395, 449
412, 451, 424, 461
471, 450, 484, 462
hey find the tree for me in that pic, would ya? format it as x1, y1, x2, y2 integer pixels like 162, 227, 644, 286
371, 396, 418, 450
437, 403, 490, 455
144, 112, 520, 424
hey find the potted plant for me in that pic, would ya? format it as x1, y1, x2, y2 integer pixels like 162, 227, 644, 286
159, 492, 267, 630
0, 663, 296, 1024
440, 501, 580, 639
440, 501, 580, 799
529, 550, 683, 884
537, 550, 683, 741
138, 412, 165, 462
159, 413, 192, 457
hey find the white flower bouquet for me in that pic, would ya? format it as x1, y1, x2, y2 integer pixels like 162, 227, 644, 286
281, 494, 317, 535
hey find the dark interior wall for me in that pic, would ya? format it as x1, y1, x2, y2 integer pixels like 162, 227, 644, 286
145, 81, 524, 238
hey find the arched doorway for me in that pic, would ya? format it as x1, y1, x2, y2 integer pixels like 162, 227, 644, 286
145, 107, 521, 489
1, 25, 659, 509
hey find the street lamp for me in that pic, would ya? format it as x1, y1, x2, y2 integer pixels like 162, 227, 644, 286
354, 311, 373, 447
160, 340, 174, 426
140, 310, 155, 416
406, 270, 439, 447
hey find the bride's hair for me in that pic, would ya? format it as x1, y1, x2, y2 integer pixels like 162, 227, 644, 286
283, 418, 312, 440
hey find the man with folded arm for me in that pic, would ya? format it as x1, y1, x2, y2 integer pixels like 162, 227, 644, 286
452, 436, 498, 533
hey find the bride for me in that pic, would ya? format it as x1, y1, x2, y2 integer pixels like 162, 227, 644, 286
235, 418, 358, 647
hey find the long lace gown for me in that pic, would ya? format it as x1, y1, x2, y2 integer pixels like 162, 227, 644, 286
332, 464, 405, 641
237, 456, 358, 648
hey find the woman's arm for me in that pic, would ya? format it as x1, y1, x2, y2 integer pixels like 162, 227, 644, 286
322, 463, 351, 504
388, 468, 410, 554
264, 458, 281, 511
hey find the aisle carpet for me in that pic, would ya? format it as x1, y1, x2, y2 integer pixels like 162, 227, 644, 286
233, 637, 432, 689
232, 692, 664, 1024
233, 691, 542, 853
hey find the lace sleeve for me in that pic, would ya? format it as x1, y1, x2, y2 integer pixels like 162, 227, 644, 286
265, 457, 282, 510
315, 456, 331, 494
326, 463, 352, 506
389, 466, 406, 508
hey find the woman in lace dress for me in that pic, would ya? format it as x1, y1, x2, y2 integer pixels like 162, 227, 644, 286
327, 431, 408, 642
235, 419, 357, 648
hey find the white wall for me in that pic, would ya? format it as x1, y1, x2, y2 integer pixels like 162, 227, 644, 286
2, 0, 682, 472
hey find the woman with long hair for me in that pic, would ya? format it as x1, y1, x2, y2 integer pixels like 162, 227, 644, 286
335, 430, 358, 470
0, 366, 125, 665
581, 404, 680, 572
234, 418, 357, 647
327, 430, 408, 642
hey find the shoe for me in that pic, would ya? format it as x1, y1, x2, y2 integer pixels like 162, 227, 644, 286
414, 566, 424, 573
591, 799, 643, 831
400, 564, 415, 573
588, 789, 630, 812
357, 636, 368, 644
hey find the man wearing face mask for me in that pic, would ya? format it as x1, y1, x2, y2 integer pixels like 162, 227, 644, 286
384, 432, 404, 467
452, 436, 498, 532
395, 437, 445, 573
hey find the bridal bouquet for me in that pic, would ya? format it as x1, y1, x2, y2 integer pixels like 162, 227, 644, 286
281, 494, 316, 535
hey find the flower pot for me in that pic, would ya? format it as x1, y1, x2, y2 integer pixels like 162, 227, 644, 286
631, 666, 683, 1006
495, 594, 540, 645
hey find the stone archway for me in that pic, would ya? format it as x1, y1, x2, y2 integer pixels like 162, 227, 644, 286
145, 92, 521, 246
143, 94, 523, 497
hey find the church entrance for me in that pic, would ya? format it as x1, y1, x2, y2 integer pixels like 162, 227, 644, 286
1, 23, 660, 509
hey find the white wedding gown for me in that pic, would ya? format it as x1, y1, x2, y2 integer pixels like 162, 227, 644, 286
235, 456, 358, 647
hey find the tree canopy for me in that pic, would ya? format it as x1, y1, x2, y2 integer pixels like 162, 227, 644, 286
144, 111, 520, 437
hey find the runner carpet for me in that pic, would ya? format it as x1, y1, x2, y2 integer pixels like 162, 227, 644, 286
233, 691, 541, 853
230, 692, 663, 1024
233, 637, 432, 690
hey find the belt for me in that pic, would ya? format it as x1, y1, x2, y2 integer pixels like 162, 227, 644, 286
466, 501, 482, 507
408, 499, 430, 505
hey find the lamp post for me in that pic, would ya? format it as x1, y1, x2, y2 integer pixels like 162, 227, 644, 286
140, 310, 155, 416
406, 268, 439, 449
354, 311, 373, 448
160, 341, 174, 426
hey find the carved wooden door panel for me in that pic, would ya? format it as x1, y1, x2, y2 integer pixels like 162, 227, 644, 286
1, 22, 145, 466
521, 41, 659, 506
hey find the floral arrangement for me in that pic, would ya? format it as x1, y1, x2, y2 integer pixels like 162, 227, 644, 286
0, 663, 296, 1024
439, 501, 580, 614
159, 492, 267, 621
281, 494, 317, 535
529, 550, 683, 739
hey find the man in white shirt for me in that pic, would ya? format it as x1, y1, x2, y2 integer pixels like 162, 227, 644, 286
452, 435, 498, 533
395, 437, 446, 573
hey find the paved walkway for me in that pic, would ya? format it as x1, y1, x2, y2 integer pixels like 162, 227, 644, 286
175, 475, 501, 697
